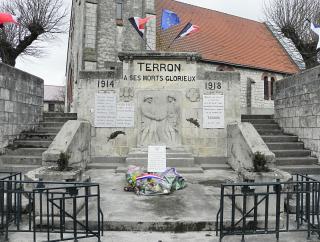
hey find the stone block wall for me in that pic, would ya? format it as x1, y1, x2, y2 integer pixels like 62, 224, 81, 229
0, 63, 43, 152
197, 62, 284, 115
274, 66, 320, 161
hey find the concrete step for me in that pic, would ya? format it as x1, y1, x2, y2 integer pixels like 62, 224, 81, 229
20, 133, 56, 140
266, 142, 304, 150
5, 148, 47, 156
128, 152, 194, 158
126, 157, 195, 167
278, 164, 320, 175
116, 166, 204, 174
92, 156, 125, 164
257, 129, 283, 135
0, 155, 42, 165
87, 163, 120, 169
0, 164, 40, 173
13, 140, 51, 148
242, 119, 276, 124
273, 150, 311, 157
201, 163, 231, 170
43, 117, 77, 122
276, 157, 318, 166
40, 122, 65, 128
36, 127, 60, 133
253, 124, 281, 130
262, 135, 298, 142
241, 115, 274, 119
43, 112, 77, 118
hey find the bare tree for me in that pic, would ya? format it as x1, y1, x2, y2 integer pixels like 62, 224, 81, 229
264, 0, 320, 69
0, 0, 68, 66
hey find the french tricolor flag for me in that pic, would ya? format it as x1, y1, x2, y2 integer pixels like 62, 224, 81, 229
310, 22, 320, 49
128, 16, 155, 38
175, 22, 199, 40
0, 13, 19, 28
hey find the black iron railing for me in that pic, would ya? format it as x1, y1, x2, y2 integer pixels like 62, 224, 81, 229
216, 174, 320, 242
0, 172, 104, 242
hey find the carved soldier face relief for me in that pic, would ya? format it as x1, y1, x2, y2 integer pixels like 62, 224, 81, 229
138, 91, 181, 146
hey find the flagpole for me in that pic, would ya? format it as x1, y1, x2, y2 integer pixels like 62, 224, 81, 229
166, 19, 192, 50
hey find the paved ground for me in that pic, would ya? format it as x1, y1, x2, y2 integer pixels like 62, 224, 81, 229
82, 168, 237, 231
6, 168, 320, 241
8, 231, 320, 242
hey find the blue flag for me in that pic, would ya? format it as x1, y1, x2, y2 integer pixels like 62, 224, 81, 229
161, 9, 180, 30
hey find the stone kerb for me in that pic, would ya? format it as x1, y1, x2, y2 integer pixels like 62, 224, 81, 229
42, 120, 91, 169
227, 122, 275, 171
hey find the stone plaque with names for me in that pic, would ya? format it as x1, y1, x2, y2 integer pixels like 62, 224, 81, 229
147, 146, 167, 173
94, 93, 117, 127
203, 94, 225, 129
116, 102, 134, 128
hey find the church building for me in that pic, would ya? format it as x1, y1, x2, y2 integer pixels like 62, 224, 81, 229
66, 0, 299, 115
65, 0, 300, 163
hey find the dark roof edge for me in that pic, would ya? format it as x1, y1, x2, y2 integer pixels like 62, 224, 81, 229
263, 22, 300, 72
200, 58, 297, 75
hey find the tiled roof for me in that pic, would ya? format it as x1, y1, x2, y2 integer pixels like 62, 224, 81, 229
156, 0, 299, 74
44, 85, 64, 101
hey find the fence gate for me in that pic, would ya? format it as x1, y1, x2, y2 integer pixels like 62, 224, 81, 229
0, 172, 104, 242
216, 174, 320, 242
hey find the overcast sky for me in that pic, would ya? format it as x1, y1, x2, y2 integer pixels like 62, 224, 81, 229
10, 0, 266, 86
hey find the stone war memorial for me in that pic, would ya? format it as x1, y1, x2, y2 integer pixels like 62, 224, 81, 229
2, 0, 320, 241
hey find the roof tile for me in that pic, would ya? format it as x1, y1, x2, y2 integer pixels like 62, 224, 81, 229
156, 0, 299, 74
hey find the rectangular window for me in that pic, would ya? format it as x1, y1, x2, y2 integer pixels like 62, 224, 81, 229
116, 2, 123, 20
48, 103, 55, 112
264, 77, 269, 100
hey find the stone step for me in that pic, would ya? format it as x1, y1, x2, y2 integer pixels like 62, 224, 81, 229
257, 129, 283, 135
36, 127, 61, 133
201, 163, 231, 170
92, 156, 125, 164
262, 135, 298, 142
129, 147, 191, 154
5, 148, 47, 156
128, 152, 194, 158
242, 119, 276, 124
126, 157, 195, 167
0, 164, 40, 173
116, 166, 204, 174
273, 150, 311, 157
0, 155, 42, 165
241, 115, 274, 120
278, 165, 320, 175
43, 117, 77, 122
87, 163, 120, 169
43, 112, 77, 118
266, 142, 304, 150
253, 124, 281, 130
13, 140, 51, 148
20, 133, 56, 140
40, 122, 65, 128
276, 157, 318, 166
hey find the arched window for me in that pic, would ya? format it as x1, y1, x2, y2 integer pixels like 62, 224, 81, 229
262, 74, 276, 100
271, 77, 275, 100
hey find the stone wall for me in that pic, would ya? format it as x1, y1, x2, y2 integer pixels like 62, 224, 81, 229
0, 63, 43, 152
43, 120, 91, 169
75, 52, 241, 159
274, 66, 320, 161
198, 62, 285, 115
